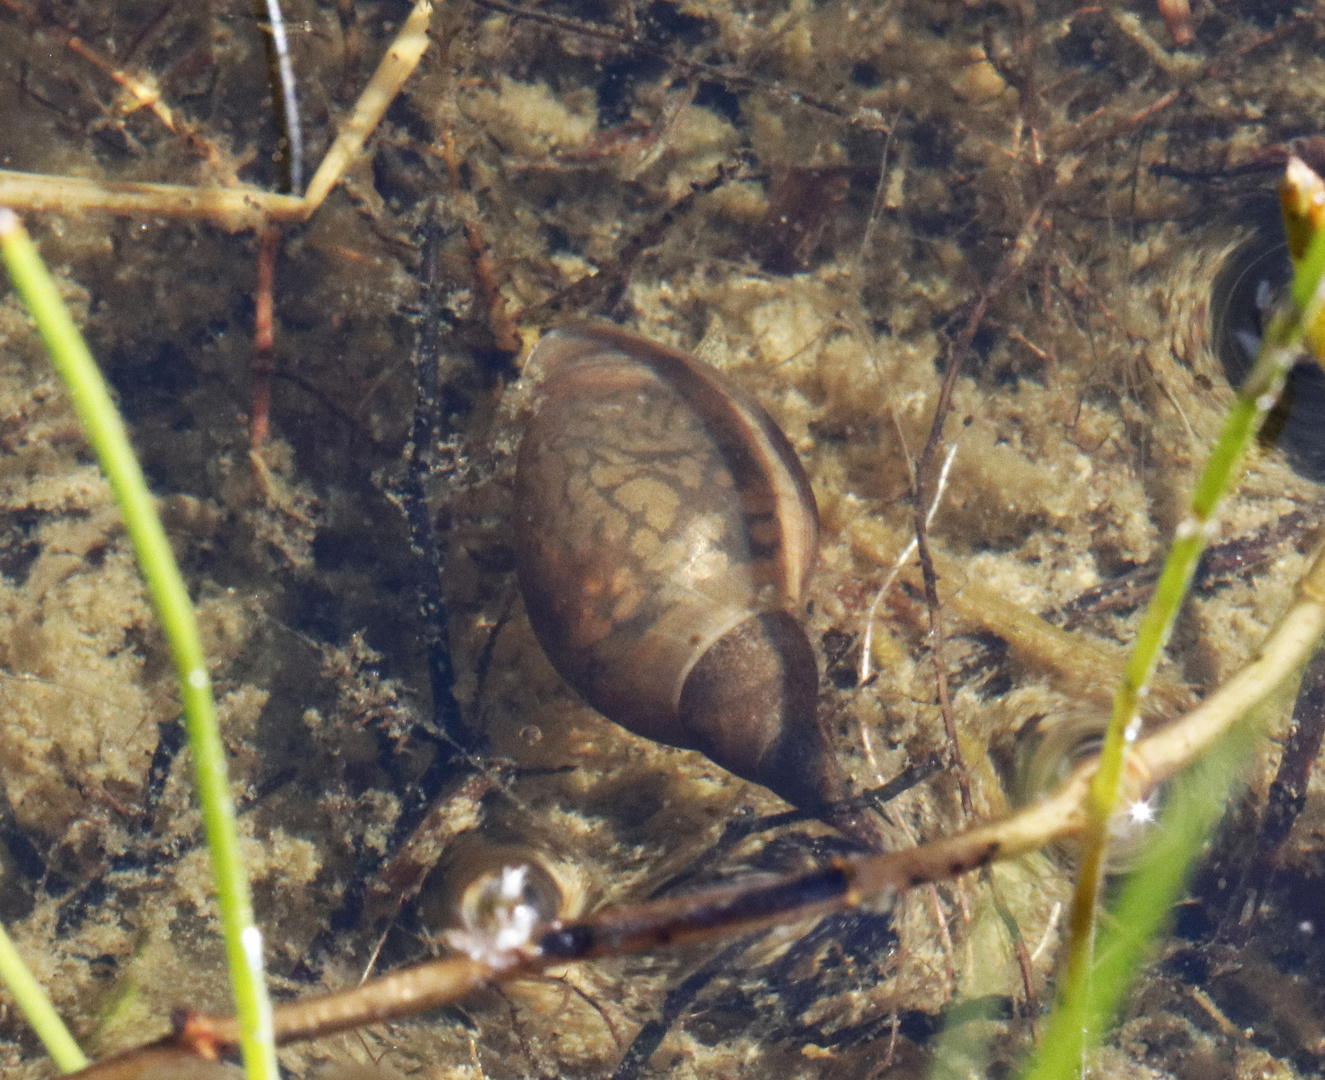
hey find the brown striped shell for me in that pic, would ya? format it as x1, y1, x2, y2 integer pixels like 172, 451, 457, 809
513, 324, 839, 810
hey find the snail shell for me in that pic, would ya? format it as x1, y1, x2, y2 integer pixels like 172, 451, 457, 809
1010, 709, 1163, 871
431, 833, 584, 961
1210, 209, 1325, 482
513, 324, 839, 810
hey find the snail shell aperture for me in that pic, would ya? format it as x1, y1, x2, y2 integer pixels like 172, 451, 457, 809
432, 834, 583, 962
1009, 708, 1163, 871
513, 323, 840, 811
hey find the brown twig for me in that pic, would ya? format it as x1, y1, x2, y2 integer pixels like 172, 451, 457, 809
1060, 88, 1181, 156
249, 225, 280, 454
463, 218, 520, 357
912, 201, 1050, 818
913, 532, 973, 815
65, 526, 1325, 1075
1207, 11, 1312, 76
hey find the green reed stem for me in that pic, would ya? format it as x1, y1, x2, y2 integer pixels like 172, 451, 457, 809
0, 923, 88, 1072
1029, 177, 1325, 1080
1024, 684, 1261, 1080
0, 209, 279, 1080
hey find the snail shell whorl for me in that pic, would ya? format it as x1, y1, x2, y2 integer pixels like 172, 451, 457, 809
1010, 708, 1163, 872
514, 324, 834, 810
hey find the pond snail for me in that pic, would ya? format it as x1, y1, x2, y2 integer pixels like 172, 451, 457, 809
512, 323, 845, 813
1211, 205, 1325, 482
1009, 708, 1163, 871
433, 834, 584, 962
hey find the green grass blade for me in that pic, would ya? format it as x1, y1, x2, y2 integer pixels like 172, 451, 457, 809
0, 922, 88, 1072
0, 209, 279, 1080
1024, 692, 1260, 1080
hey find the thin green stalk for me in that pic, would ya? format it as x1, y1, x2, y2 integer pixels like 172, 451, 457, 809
0, 209, 278, 1080
1059, 312, 1298, 1013
0, 923, 88, 1072
1023, 684, 1262, 1080
1034, 163, 1325, 1079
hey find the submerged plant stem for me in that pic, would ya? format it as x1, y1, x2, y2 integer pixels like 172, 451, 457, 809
0, 210, 279, 1080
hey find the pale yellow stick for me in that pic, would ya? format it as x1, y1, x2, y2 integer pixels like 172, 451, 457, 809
1142, 538, 1325, 783
301, 0, 435, 213
0, 172, 304, 232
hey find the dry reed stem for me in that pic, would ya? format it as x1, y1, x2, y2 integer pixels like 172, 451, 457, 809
0, 0, 434, 232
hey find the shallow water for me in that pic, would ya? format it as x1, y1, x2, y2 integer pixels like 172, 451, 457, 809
1, 1, 1324, 1077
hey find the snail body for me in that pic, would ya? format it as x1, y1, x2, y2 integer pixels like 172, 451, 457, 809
513, 324, 838, 811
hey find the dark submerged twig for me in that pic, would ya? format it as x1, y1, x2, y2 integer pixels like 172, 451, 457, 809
398, 217, 468, 750
360, 767, 506, 939
658, 757, 945, 899
607, 936, 758, 1080
861, 753, 946, 815
1056, 510, 1312, 628
1258, 644, 1325, 856
516, 164, 734, 325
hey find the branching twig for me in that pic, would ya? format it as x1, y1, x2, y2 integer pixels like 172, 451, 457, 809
0, 0, 434, 230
